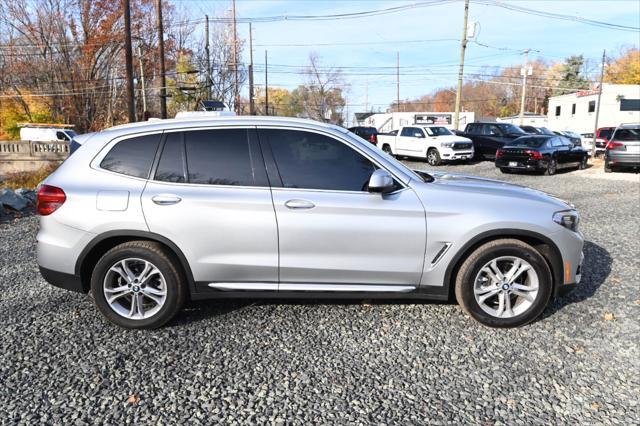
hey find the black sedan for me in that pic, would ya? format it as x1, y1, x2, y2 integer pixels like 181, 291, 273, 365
495, 135, 589, 175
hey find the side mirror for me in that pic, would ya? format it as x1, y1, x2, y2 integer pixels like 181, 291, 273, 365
368, 169, 395, 194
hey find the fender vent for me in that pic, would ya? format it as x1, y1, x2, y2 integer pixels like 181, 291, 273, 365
431, 243, 452, 267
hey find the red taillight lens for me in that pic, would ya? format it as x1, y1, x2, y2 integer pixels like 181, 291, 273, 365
370, 134, 377, 144
525, 150, 543, 159
606, 141, 625, 151
37, 185, 66, 216
496, 149, 504, 158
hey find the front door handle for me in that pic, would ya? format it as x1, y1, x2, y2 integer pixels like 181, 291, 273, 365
284, 199, 315, 210
152, 194, 182, 205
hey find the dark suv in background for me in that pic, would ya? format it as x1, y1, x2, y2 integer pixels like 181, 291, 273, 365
348, 126, 379, 145
463, 122, 527, 159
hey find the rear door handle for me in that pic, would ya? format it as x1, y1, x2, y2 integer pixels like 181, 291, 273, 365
284, 199, 315, 210
152, 194, 182, 205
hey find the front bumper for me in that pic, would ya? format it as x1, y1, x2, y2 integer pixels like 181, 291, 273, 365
441, 149, 474, 161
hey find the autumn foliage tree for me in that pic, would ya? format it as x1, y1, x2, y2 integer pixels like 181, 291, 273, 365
605, 47, 640, 85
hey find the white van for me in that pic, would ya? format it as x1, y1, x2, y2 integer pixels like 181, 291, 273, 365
20, 126, 77, 142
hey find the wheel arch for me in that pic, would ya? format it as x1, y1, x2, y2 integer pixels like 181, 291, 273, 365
75, 230, 196, 296
444, 229, 564, 301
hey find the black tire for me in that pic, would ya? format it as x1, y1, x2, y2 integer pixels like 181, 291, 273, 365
546, 157, 557, 175
578, 156, 588, 170
499, 168, 511, 174
454, 238, 553, 328
382, 144, 393, 155
426, 148, 442, 166
604, 160, 612, 173
90, 241, 186, 329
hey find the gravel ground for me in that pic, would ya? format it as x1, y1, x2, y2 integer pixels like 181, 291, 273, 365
1, 160, 638, 424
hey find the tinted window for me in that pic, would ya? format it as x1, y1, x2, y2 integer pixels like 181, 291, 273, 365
265, 129, 377, 191
466, 124, 481, 134
613, 128, 640, 141
184, 129, 264, 186
496, 124, 526, 135
424, 126, 452, 136
620, 99, 640, 111
101, 134, 160, 178
588, 101, 596, 113
572, 103, 576, 115
400, 127, 414, 137
510, 137, 548, 148
155, 132, 186, 183
482, 124, 501, 136
555, 106, 561, 116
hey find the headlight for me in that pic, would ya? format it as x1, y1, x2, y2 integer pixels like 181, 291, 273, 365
441, 142, 454, 148
553, 210, 580, 232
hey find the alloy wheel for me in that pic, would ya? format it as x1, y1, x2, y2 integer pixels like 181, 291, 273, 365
473, 256, 539, 318
427, 150, 438, 165
103, 258, 167, 320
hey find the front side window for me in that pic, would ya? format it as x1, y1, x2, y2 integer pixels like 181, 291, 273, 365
264, 129, 378, 192
482, 124, 501, 136
400, 127, 414, 137
184, 129, 266, 186
100, 134, 161, 178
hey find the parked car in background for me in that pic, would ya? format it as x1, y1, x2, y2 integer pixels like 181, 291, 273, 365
36, 116, 583, 329
579, 133, 602, 155
463, 122, 527, 159
552, 130, 582, 148
348, 126, 379, 145
604, 123, 640, 173
596, 126, 616, 154
520, 126, 555, 136
20, 125, 77, 142
377, 125, 474, 165
495, 135, 589, 175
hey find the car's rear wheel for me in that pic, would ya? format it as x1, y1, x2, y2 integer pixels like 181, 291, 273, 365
604, 159, 612, 173
546, 158, 557, 175
90, 241, 185, 329
454, 239, 553, 328
382, 144, 393, 155
578, 156, 588, 170
426, 148, 442, 166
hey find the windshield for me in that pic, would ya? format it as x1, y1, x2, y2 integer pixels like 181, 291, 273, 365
510, 137, 549, 148
424, 126, 452, 136
599, 128, 613, 139
613, 128, 640, 141
497, 124, 526, 135
538, 127, 555, 135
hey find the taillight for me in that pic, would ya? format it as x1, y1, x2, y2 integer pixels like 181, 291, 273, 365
37, 185, 66, 216
606, 141, 626, 151
496, 149, 504, 158
370, 134, 377, 144
525, 150, 543, 159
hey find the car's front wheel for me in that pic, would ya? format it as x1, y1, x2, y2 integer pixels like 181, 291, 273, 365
578, 156, 588, 170
91, 241, 185, 329
426, 148, 442, 166
454, 239, 553, 328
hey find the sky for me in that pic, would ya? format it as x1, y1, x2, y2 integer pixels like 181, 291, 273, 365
173, 0, 640, 121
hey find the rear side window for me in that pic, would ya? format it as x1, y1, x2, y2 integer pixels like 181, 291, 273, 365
100, 134, 160, 178
264, 129, 377, 191
155, 132, 186, 183
613, 128, 640, 141
184, 129, 266, 186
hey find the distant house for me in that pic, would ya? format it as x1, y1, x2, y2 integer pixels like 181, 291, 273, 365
546, 83, 640, 133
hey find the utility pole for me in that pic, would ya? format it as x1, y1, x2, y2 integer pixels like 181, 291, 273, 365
123, 0, 136, 122
156, 0, 167, 119
396, 51, 400, 112
248, 23, 255, 115
137, 44, 147, 118
592, 49, 606, 157
204, 15, 211, 99
264, 50, 269, 115
232, 0, 240, 114
453, 0, 469, 130
519, 49, 531, 126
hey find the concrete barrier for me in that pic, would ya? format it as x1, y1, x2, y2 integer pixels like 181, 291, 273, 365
0, 141, 68, 174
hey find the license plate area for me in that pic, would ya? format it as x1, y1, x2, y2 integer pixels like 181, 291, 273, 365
509, 161, 518, 167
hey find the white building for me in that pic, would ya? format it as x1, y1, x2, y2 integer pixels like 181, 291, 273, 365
547, 83, 640, 133
497, 113, 548, 127
357, 111, 475, 133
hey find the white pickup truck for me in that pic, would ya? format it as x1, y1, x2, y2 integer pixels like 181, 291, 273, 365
377, 125, 474, 166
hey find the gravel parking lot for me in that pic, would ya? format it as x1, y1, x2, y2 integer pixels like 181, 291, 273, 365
1, 160, 638, 424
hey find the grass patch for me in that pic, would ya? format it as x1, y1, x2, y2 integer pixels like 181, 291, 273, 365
2, 164, 60, 190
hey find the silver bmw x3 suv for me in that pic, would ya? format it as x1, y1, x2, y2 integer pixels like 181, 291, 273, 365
37, 116, 584, 329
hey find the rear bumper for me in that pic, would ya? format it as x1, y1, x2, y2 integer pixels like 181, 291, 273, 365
495, 158, 545, 170
606, 151, 640, 166
39, 266, 85, 293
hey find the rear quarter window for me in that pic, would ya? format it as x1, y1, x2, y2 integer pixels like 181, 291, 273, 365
100, 134, 161, 178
